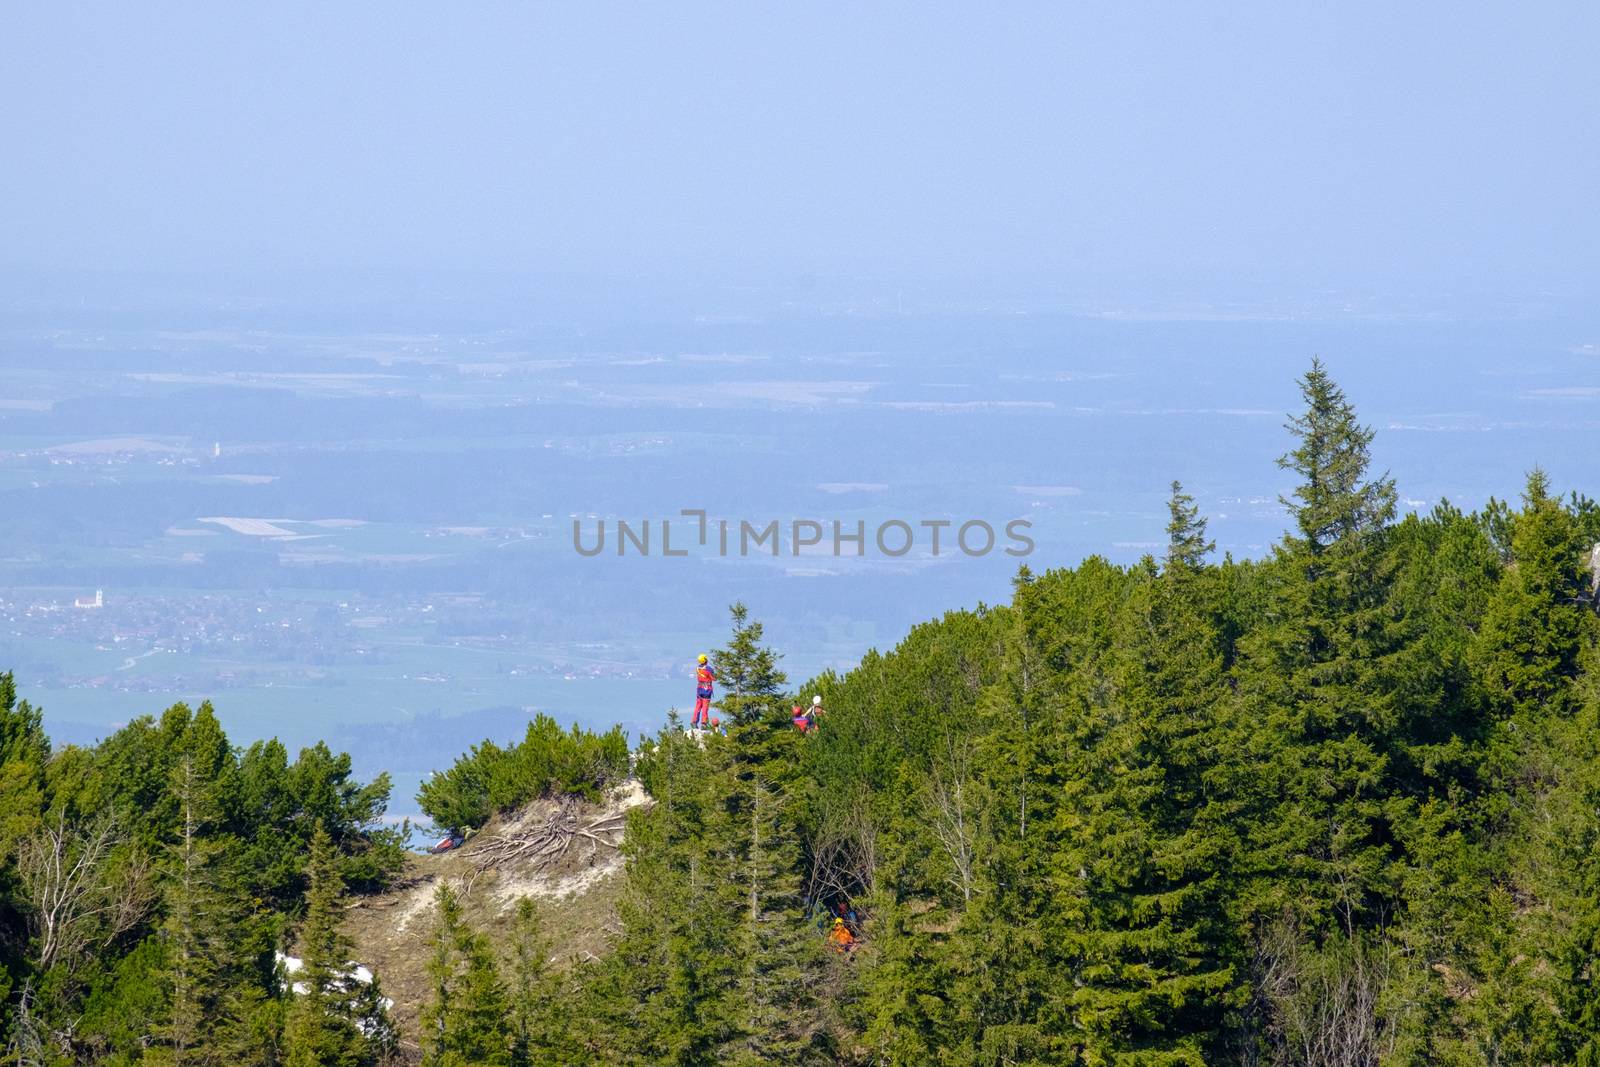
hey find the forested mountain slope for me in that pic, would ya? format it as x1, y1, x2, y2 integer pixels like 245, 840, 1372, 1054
556, 362, 1600, 1065
6, 360, 1600, 1065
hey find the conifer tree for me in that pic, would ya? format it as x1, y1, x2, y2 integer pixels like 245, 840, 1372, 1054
718, 772, 823, 1066
506, 897, 562, 1067
1563, 654, 1600, 1067
1232, 358, 1405, 932
600, 725, 736, 1064
285, 824, 366, 1067
1462, 477, 1600, 1061
1472, 468, 1592, 718
1044, 532, 1242, 1062
995, 553, 1237, 1062
148, 754, 236, 1065
420, 883, 457, 1066
711, 601, 789, 754
0, 671, 47, 1031
1165, 479, 1215, 570
706, 605, 826, 1061
957, 559, 1130, 1062
1278, 358, 1397, 554
421, 882, 510, 1067
602, 607, 825, 1062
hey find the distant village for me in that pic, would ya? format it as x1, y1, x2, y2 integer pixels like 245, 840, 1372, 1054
0, 585, 671, 695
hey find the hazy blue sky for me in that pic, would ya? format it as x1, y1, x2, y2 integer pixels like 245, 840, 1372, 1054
5, 3, 1597, 298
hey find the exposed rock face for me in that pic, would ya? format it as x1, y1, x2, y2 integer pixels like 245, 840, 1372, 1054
1590, 542, 1600, 607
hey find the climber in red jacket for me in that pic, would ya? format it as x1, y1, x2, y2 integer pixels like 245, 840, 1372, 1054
692, 654, 715, 729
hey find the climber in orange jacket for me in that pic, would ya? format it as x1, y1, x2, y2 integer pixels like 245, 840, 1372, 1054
827, 916, 856, 953
692, 654, 715, 729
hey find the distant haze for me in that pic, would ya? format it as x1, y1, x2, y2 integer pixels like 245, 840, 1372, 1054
5, 4, 1600, 809
4, 3, 1598, 301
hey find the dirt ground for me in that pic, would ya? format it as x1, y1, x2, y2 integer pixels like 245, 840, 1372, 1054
341, 780, 650, 1053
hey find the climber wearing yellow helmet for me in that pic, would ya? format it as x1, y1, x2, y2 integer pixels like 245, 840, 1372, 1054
692, 653, 715, 730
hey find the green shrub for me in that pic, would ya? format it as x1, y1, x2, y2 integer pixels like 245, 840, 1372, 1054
417, 715, 629, 829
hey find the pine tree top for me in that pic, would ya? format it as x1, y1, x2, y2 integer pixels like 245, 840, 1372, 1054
711, 601, 788, 728
1165, 479, 1215, 570
1278, 357, 1396, 553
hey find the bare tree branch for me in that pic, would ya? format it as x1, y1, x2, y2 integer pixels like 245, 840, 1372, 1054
17, 812, 151, 975
928, 732, 978, 904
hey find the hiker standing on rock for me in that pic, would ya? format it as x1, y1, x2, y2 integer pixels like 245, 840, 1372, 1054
691, 653, 715, 730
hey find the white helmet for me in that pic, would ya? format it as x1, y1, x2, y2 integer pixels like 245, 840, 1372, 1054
812, 695, 822, 706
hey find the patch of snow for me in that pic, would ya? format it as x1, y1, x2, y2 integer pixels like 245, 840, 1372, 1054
274, 952, 392, 1012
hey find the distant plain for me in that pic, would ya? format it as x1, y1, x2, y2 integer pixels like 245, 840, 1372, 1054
4, 289, 1597, 824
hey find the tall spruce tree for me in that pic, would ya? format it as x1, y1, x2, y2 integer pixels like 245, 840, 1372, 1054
1232, 359, 1404, 933
961, 558, 1130, 1063
598, 605, 826, 1062
708, 603, 825, 1062
1277, 359, 1397, 554
1166, 480, 1215, 570
285, 825, 367, 1067
421, 882, 510, 1067
1063, 515, 1240, 1062
507, 896, 576, 1067
147, 754, 246, 1066
998, 551, 1237, 1064
718, 771, 822, 1066
1467, 474, 1600, 1062
599, 724, 738, 1064
711, 601, 788, 746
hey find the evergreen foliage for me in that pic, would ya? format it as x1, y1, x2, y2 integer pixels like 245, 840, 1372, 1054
420, 882, 511, 1067
0, 699, 402, 1064
574, 361, 1600, 1063
285, 825, 377, 1067
506, 898, 561, 1067
1165, 478, 1215, 569
416, 715, 630, 830
7, 361, 1600, 1065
